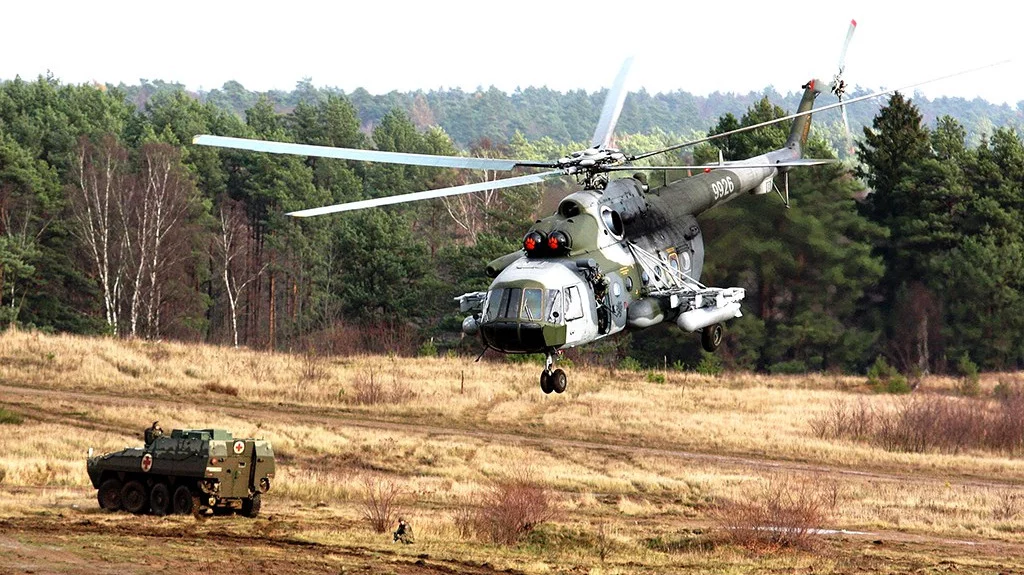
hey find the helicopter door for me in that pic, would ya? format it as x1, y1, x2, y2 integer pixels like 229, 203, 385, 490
564, 285, 585, 342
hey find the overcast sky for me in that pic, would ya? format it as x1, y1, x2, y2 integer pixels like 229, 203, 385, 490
3, 0, 1020, 106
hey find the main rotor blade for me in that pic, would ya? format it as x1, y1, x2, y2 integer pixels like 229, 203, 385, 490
590, 57, 634, 150
607, 159, 837, 171
840, 102, 854, 155
193, 135, 555, 171
837, 19, 857, 73
629, 60, 1010, 162
287, 170, 564, 217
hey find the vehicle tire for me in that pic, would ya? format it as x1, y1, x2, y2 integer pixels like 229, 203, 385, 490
540, 371, 554, 394
241, 492, 261, 518
701, 323, 724, 352
121, 480, 148, 514
551, 369, 567, 394
98, 478, 122, 511
150, 482, 171, 516
172, 485, 196, 515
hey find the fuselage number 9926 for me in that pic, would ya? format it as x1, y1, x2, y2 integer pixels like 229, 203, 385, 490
711, 176, 735, 201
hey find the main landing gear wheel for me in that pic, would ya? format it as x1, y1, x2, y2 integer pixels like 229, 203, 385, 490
701, 323, 724, 352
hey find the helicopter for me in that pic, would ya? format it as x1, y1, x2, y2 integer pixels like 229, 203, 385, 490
193, 22, 983, 394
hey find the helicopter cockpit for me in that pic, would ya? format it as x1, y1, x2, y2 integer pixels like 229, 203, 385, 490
476, 259, 596, 355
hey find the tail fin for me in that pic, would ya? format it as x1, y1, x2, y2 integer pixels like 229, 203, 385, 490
785, 79, 825, 156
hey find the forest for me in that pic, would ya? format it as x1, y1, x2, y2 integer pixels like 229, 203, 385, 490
1, 74, 1023, 375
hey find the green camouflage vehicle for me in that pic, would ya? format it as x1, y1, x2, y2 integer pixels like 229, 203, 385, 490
87, 428, 275, 517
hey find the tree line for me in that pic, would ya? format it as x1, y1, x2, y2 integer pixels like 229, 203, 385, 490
120, 78, 1023, 158
1, 74, 1023, 374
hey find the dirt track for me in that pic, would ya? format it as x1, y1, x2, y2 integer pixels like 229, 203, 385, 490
2, 382, 1021, 492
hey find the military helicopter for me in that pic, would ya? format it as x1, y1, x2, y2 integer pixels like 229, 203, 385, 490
193, 22, 981, 394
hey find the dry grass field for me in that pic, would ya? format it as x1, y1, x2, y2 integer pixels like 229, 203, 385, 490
2, 328, 1024, 574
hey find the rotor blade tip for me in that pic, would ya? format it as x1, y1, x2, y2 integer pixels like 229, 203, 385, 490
851, 19, 857, 26
192, 135, 202, 144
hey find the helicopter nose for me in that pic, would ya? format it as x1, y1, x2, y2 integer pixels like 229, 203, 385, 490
481, 321, 566, 354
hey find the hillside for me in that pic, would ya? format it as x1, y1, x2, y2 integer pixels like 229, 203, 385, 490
2, 330, 1024, 573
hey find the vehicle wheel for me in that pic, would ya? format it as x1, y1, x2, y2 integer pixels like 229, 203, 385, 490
540, 371, 554, 394
121, 480, 148, 514
150, 482, 171, 516
701, 323, 724, 352
551, 369, 567, 394
241, 492, 261, 518
98, 479, 122, 511
172, 485, 196, 515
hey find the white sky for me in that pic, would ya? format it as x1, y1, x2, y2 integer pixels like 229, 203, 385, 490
3, 0, 1021, 106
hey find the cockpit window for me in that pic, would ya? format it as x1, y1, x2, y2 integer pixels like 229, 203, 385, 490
522, 288, 542, 320
546, 289, 562, 323
558, 200, 582, 218
503, 288, 522, 319
484, 288, 503, 322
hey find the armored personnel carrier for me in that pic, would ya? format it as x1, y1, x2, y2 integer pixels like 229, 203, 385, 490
87, 428, 275, 516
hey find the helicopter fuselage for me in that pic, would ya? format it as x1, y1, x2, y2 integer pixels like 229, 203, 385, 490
470, 140, 798, 356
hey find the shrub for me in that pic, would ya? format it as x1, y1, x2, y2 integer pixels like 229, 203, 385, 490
360, 474, 404, 533
0, 408, 23, 425
768, 360, 807, 375
201, 381, 239, 396
809, 399, 875, 440
816, 395, 1024, 455
349, 368, 418, 406
646, 372, 666, 384
619, 357, 643, 372
994, 378, 1023, 402
694, 352, 723, 377
954, 353, 981, 397
298, 349, 330, 384
713, 474, 832, 551
417, 338, 438, 358
467, 469, 555, 545
866, 356, 910, 394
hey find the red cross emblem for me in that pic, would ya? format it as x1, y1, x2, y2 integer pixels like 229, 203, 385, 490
141, 453, 153, 472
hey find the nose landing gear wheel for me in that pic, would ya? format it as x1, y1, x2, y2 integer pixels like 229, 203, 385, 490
701, 322, 724, 352
551, 369, 567, 393
540, 371, 554, 394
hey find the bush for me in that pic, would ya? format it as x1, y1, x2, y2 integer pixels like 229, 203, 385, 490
349, 368, 417, 406
619, 357, 643, 372
201, 381, 239, 396
360, 474, 404, 533
768, 360, 807, 375
0, 408, 23, 425
813, 395, 1024, 455
417, 338, 438, 358
713, 474, 833, 551
866, 356, 910, 394
463, 469, 555, 545
298, 349, 330, 384
694, 352, 723, 377
646, 372, 666, 384
954, 353, 981, 397
809, 399, 875, 440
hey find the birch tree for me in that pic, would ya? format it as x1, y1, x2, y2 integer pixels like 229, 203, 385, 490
68, 135, 129, 335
